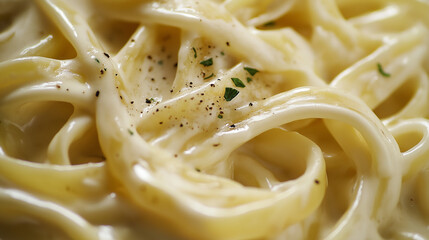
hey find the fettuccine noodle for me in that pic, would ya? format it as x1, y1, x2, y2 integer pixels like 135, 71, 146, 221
0, 0, 429, 239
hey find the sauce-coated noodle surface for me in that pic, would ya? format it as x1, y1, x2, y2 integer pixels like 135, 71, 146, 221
0, 0, 429, 239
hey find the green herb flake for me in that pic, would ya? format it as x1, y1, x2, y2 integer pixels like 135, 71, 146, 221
224, 87, 239, 101
377, 63, 390, 77
217, 114, 223, 119
128, 129, 134, 135
157, 60, 163, 65
200, 58, 213, 67
204, 73, 214, 79
145, 98, 155, 103
95, 58, 100, 63
263, 21, 276, 27
244, 67, 259, 76
231, 77, 245, 88
192, 47, 197, 58
246, 77, 252, 83
220, 51, 225, 56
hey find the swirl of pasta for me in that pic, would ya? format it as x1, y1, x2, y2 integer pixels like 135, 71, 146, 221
1, 0, 429, 239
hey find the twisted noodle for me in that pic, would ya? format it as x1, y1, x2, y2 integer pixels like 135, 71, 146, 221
0, 0, 428, 239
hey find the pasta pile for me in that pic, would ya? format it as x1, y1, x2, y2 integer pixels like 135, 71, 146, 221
1, 0, 429, 239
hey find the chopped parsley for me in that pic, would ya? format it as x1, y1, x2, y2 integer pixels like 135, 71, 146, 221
192, 47, 197, 58
217, 114, 223, 119
157, 60, 163, 65
231, 78, 245, 88
200, 58, 213, 66
244, 67, 259, 76
204, 73, 215, 79
145, 98, 155, 103
95, 58, 100, 63
128, 129, 134, 135
224, 87, 239, 101
220, 51, 225, 56
377, 63, 390, 77
246, 77, 252, 83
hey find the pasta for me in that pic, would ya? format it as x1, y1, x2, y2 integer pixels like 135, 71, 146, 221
0, 0, 429, 239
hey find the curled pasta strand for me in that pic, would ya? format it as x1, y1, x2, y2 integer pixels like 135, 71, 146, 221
93, 0, 291, 71
34, 0, 102, 60
0, 188, 105, 240
47, 112, 93, 165
331, 24, 429, 109
389, 118, 429, 179
0, 155, 108, 202
223, 0, 297, 27
1, 80, 93, 112
0, 57, 68, 91
381, 70, 429, 125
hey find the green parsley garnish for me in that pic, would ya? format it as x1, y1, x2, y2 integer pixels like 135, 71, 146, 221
217, 114, 223, 119
231, 78, 245, 88
157, 60, 163, 65
263, 21, 276, 27
247, 77, 252, 83
145, 98, 155, 103
95, 58, 100, 63
128, 129, 134, 135
224, 87, 239, 101
220, 51, 225, 56
244, 67, 259, 76
192, 47, 197, 58
377, 63, 390, 77
200, 58, 213, 67
204, 73, 215, 79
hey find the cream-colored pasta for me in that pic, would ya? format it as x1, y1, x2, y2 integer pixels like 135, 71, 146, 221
0, 0, 429, 239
